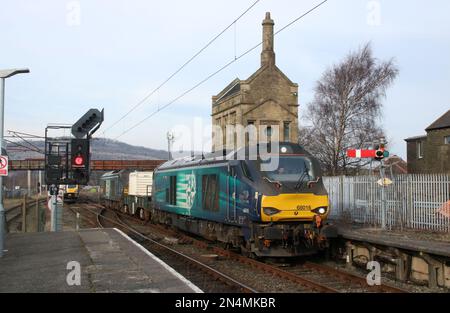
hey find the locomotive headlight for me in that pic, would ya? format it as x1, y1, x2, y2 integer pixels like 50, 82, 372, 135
312, 207, 328, 215
263, 207, 281, 216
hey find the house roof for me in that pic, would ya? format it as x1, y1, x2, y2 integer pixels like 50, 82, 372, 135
213, 78, 241, 105
373, 155, 408, 174
404, 135, 427, 142
212, 65, 298, 107
426, 109, 450, 131
385, 155, 408, 174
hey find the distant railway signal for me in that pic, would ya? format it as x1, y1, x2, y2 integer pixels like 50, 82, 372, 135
346, 149, 376, 158
347, 148, 389, 161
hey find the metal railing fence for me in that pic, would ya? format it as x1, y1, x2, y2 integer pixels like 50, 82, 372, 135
323, 174, 450, 232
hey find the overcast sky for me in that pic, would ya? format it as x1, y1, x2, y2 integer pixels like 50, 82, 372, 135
1, 0, 449, 158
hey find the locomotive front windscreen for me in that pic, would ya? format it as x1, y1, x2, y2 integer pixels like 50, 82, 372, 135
258, 155, 316, 183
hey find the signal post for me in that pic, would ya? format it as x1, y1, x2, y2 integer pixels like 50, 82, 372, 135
44, 109, 103, 231
347, 138, 391, 229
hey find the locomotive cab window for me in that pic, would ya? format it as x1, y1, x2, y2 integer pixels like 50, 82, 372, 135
258, 155, 316, 183
202, 174, 219, 212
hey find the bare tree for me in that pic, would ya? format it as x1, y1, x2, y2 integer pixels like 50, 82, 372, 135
299, 43, 398, 175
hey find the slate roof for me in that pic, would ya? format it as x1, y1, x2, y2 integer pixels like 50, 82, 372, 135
426, 109, 450, 131
404, 135, 427, 142
215, 80, 241, 103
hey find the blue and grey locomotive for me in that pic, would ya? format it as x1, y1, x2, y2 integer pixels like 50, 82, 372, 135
101, 142, 336, 257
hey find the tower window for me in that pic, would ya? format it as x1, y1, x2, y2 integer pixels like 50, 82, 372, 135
283, 121, 290, 141
246, 121, 256, 145
445, 136, 450, 145
265, 126, 272, 140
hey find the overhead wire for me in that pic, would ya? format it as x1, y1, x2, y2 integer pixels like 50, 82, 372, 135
114, 0, 329, 139
102, 0, 261, 135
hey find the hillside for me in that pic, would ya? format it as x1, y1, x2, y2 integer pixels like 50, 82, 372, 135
6, 138, 169, 160
91, 138, 168, 160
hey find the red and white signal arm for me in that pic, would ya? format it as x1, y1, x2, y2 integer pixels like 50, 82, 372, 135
347, 149, 376, 158
0, 155, 8, 176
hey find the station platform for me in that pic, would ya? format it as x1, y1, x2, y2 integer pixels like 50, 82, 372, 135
334, 222, 450, 257
0, 228, 202, 293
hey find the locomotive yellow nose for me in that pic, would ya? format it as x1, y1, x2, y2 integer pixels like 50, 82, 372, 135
261, 193, 329, 222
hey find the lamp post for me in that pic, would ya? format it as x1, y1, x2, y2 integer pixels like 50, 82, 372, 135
0, 68, 30, 258
167, 131, 174, 160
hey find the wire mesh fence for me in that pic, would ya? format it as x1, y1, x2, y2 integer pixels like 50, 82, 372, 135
323, 174, 450, 232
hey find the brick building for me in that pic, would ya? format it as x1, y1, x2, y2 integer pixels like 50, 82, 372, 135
405, 109, 450, 173
211, 12, 299, 152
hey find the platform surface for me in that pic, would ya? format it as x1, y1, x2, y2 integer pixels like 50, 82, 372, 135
0, 228, 201, 293
335, 222, 450, 257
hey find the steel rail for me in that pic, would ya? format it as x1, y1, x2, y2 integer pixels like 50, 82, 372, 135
112, 211, 258, 293
145, 221, 408, 293
183, 231, 338, 293
95, 203, 408, 293
83, 205, 258, 293
129, 217, 338, 293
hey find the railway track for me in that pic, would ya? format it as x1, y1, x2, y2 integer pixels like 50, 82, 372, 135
72, 203, 257, 293
66, 202, 102, 228
111, 208, 408, 293
71, 200, 408, 293
143, 220, 407, 293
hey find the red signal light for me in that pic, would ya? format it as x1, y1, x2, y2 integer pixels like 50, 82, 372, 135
74, 155, 84, 166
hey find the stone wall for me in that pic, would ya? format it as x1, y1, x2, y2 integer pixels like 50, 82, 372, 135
406, 128, 450, 173
425, 128, 450, 173
211, 66, 299, 151
406, 138, 426, 173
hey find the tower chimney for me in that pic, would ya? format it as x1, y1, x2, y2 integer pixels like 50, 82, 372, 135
261, 12, 275, 67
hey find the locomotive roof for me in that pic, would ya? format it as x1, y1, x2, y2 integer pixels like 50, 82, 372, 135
156, 142, 312, 171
